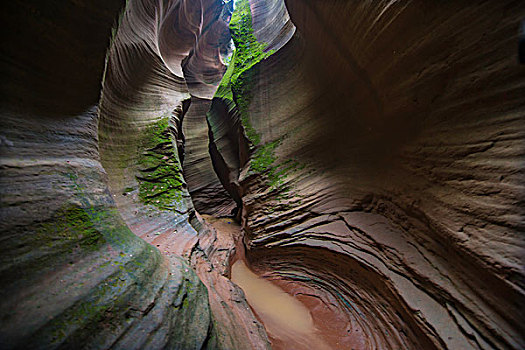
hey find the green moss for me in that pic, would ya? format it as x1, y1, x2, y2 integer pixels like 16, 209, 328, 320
214, 0, 273, 147
214, 51, 237, 100
250, 140, 279, 173
211, 0, 307, 192
36, 206, 106, 251
140, 117, 170, 148
228, 0, 274, 86
269, 158, 305, 190
136, 118, 184, 210
182, 296, 190, 309
46, 244, 161, 346
230, 0, 275, 146
20, 167, 179, 346
249, 140, 305, 191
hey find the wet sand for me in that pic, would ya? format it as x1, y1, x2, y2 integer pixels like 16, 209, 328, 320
231, 259, 332, 350
203, 216, 365, 350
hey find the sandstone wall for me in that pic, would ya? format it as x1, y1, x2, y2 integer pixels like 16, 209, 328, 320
208, 1, 525, 348
0, 1, 220, 347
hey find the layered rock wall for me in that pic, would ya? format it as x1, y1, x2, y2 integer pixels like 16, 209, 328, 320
97, 0, 268, 348
0, 0, 221, 347
208, 1, 525, 348
2, 0, 524, 349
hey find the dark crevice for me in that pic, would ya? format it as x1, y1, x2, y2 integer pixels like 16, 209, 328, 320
171, 98, 191, 164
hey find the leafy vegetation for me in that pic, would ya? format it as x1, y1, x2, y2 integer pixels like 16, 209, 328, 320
228, 0, 273, 87
248, 139, 305, 190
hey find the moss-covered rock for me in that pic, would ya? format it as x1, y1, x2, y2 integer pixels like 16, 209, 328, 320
214, 0, 273, 146
136, 118, 185, 210
36, 205, 106, 252
210, 0, 305, 193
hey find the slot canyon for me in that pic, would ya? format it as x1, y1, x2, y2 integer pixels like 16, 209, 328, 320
1, 0, 524, 349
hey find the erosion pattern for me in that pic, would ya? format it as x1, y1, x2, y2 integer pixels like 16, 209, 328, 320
0, 1, 524, 350
208, 0, 525, 349
0, 0, 229, 348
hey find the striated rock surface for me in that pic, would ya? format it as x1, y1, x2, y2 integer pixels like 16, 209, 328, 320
0, 86, 213, 349
250, 0, 296, 52
207, 0, 525, 349
0, 0, 229, 348
177, 1, 238, 217
2, 0, 525, 349
182, 97, 237, 217
98, 0, 265, 348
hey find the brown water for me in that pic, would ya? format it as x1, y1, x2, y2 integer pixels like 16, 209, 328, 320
231, 260, 332, 350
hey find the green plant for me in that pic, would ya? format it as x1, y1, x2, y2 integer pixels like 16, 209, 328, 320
136, 118, 185, 209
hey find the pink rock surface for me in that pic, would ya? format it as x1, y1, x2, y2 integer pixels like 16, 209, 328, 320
1, 0, 524, 349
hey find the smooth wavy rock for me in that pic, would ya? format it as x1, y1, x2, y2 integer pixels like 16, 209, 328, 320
182, 97, 237, 217
1, 0, 222, 348
98, 0, 233, 241
250, 0, 296, 52
2, 0, 525, 349
0, 106, 214, 348
98, 0, 264, 348
207, 0, 525, 349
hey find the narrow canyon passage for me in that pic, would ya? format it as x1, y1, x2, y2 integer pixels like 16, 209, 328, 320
1, 0, 524, 349
205, 216, 356, 350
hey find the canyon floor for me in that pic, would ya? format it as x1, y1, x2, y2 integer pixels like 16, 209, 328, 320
1, 0, 524, 349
